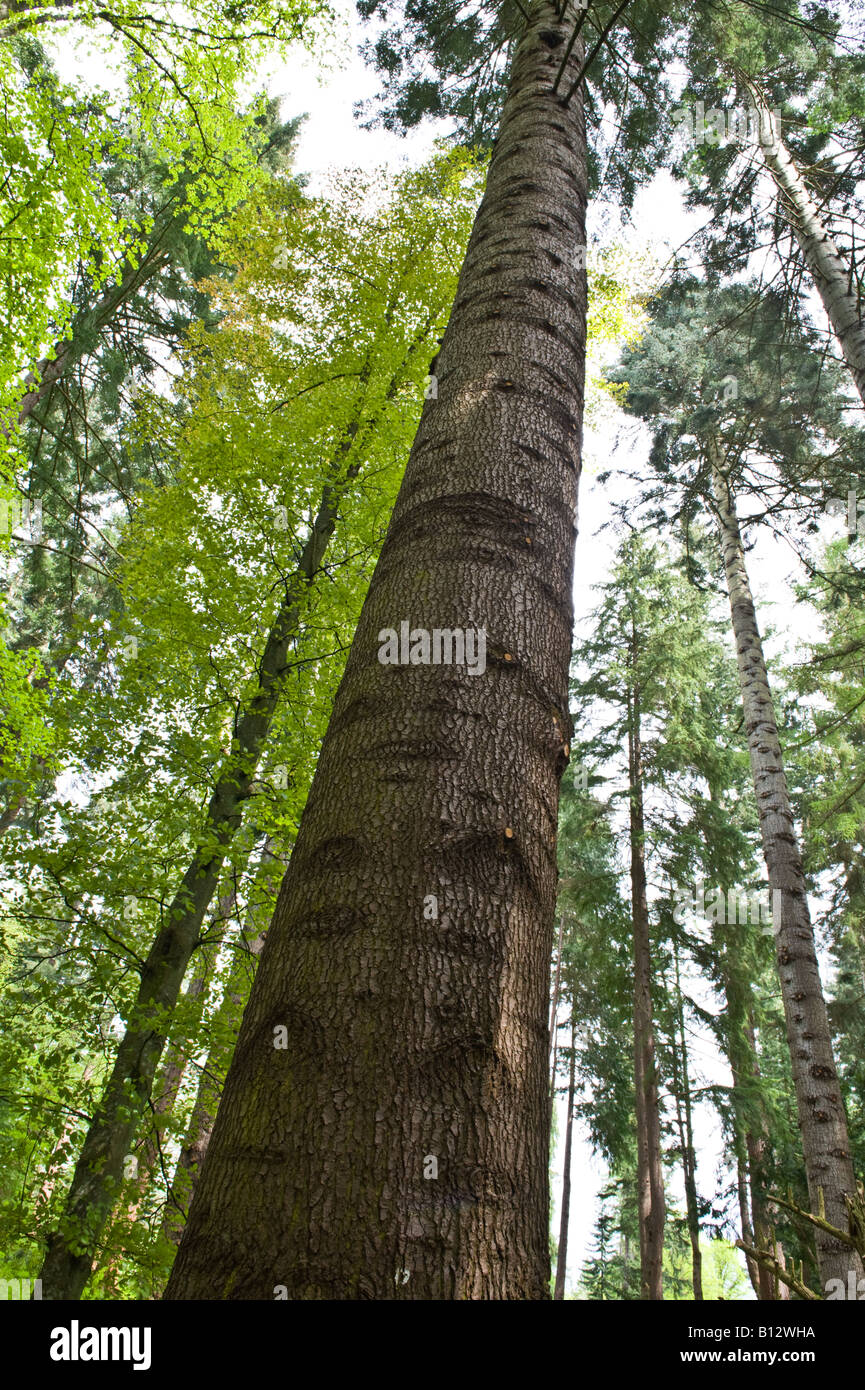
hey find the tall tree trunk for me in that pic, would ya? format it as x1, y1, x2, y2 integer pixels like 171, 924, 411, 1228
161, 935, 266, 1247
620, 1228, 630, 1298
627, 664, 665, 1300
105, 882, 238, 1260
740, 77, 865, 406
548, 908, 567, 1128
742, 1007, 792, 1300
723, 939, 790, 1300
735, 1141, 762, 1297
553, 1016, 576, 1301
710, 444, 863, 1291
33, 1064, 96, 1215
162, 846, 279, 1245
167, 3, 589, 1302
2, 243, 171, 439
670, 942, 702, 1300
549, 909, 566, 1070
37, 354, 412, 1298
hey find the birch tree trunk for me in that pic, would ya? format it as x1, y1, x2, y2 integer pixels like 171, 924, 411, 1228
710, 444, 863, 1291
627, 664, 665, 1300
167, 2, 589, 1302
742, 78, 865, 406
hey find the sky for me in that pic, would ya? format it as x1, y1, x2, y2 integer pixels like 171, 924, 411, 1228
48, 0, 858, 1297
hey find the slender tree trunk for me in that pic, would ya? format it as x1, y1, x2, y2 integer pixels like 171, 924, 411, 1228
742, 1007, 791, 1300
627, 667, 665, 1300
0, 790, 25, 836
722, 943, 785, 1300
548, 909, 567, 1129
553, 1017, 576, 1301
167, 3, 589, 1302
37, 359, 410, 1298
735, 1142, 762, 1297
671, 943, 702, 1300
107, 883, 237, 1250
2, 245, 171, 439
33, 1064, 96, 1214
741, 78, 865, 406
549, 910, 566, 1070
162, 847, 278, 1245
621, 1229, 631, 1299
710, 444, 863, 1291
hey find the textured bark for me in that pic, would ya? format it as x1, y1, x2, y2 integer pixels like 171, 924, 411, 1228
627, 668, 665, 1301
742, 79, 865, 406
553, 1017, 576, 1301
167, 3, 588, 1302
37, 383, 398, 1298
711, 447, 863, 1291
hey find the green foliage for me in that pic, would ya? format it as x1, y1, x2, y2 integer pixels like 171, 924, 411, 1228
0, 0, 327, 446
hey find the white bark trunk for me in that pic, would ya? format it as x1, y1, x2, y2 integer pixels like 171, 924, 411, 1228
744, 80, 865, 405
710, 440, 863, 1291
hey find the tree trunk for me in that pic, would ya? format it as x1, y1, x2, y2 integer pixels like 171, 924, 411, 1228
2, 244, 171, 439
723, 941, 790, 1300
741, 77, 865, 406
549, 909, 566, 1070
107, 883, 237, 1251
742, 1007, 792, 1300
166, 4, 589, 1302
162, 847, 278, 1245
671, 942, 702, 1300
553, 1017, 576, 1300
37, 359, 408, 1298
548, 908, 567, 1128
735, 1142, 762, 1298
710, 444, 863, 1291
161, 946, 262, 1246
627, 665, 665, 1300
